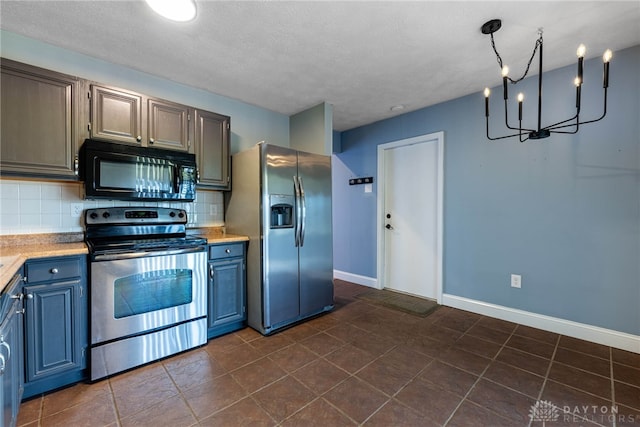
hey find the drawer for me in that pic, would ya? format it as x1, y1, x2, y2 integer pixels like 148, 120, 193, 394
209, 242, 244, 260
25, 257, 83, 283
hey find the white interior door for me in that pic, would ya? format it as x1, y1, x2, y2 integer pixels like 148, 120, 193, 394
377, 132, 443, 301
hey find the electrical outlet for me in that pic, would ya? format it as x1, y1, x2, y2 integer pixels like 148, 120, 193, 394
71, 203, 84, 218
511, 274, 522, 288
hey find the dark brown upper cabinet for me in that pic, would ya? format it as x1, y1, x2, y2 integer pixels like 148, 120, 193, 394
89, 85, 192, 152
195, 110, 230, 190
1, 59, 85, 179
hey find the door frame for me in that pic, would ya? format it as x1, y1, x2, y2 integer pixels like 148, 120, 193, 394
376, 131, 444, 303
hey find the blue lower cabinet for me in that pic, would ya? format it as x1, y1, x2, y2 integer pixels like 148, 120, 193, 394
22, 256, 87, 398
208, 243, 247, 338
1, 271, 24, 427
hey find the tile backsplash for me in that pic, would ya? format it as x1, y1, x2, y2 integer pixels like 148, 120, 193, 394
0, 178, 224, 235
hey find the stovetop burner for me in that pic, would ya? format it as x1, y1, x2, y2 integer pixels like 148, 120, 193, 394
84, 207, 207, 256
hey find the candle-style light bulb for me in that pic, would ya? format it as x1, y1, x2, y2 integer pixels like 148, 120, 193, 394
502, 66, 509, 100
517, 93, 524, 121
574, 77, 581, 87
484, 88, 490, 117
576, 44, 585, 82
603, 49, 612, 88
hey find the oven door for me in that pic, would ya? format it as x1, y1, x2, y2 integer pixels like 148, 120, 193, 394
90, 249, 206, 345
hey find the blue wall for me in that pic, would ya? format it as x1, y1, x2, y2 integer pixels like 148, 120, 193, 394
333, 45, 640, 335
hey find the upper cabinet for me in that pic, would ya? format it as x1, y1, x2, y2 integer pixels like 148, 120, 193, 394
1, 59, 231, 189
0, 59, 84, 179
89, 84, 191, 152
148, 98, 191, 152
89, 85, 143, 146
195, 110, 230, 190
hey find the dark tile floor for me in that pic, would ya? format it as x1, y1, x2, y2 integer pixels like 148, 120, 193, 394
17, 280, 640, 426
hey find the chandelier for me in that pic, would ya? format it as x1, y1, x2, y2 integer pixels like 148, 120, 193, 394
481, 19, 612, 142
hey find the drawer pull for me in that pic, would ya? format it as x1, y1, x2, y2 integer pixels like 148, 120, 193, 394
50, 268, 59, 274
225, 249, 231, 254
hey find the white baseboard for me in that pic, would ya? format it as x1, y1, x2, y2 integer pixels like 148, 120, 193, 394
333, 270, 378, 289
442, 294, 640, 355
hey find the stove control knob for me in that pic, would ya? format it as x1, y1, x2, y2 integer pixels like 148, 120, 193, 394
102, 212, 111, 219
169, 211, 176, 217
89, 212, 98, 219
178, 212, 185, 218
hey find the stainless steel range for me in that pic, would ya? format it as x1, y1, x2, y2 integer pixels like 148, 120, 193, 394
85, 207, 207, 380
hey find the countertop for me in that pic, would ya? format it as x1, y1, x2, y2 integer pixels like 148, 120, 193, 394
0, 229, 249, 294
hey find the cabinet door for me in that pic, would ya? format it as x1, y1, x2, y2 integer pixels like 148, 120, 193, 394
90, 84, 144, 145
1, 59, 81, 179
23, 280, 85, 382
195, 110, 230, 189
0, 298, 23, 427
208, 258, 245, 329
148, 99, 192, 152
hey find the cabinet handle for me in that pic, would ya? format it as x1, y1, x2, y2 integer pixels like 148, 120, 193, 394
149, 138, 155, 144
0, 354, 5, 375
196, 169, 200, 184
25, 294, 33, 300
50, 268, 59, 274
225, 249, 231, 254
0, 341, 9, 361
74, 155, 79, 176
209, 265, 214, 279
136, 135, 142, 142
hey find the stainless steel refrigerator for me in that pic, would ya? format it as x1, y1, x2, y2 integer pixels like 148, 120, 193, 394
225, 143, 334, 335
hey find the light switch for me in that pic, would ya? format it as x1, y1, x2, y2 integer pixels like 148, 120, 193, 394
364, 183, 372, 193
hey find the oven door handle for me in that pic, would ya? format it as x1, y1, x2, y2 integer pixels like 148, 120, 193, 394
92, 246, 206, 261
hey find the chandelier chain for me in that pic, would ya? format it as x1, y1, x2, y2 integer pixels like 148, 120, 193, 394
490, 32, 543, 84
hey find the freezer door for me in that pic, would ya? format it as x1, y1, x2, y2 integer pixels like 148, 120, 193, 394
297, 150, 334, 316
261, 145, 300, 328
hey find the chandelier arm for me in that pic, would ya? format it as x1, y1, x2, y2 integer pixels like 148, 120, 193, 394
573, 89, 608, 126
544, 113, 580, 131
519, 120, 527, 143
549, 129, 580, 135
503, 99, 534, 132
547, 88, 608, 130
486, 117, 530, 141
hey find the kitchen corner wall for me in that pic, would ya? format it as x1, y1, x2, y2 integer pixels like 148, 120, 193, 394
0, 178, 224, 235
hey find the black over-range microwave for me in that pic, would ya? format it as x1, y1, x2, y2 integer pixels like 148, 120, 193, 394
80, 139, 197, 201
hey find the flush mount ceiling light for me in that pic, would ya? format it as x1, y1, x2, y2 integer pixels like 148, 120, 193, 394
481, 19, 612, 142
145, 0, 197, 22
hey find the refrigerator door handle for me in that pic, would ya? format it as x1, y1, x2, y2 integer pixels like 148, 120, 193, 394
299, 176, 306, 247
293, 175, 302, 247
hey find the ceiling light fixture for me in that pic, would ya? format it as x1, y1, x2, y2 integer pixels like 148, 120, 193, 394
481, 19, 612, 142
145, 0, 197, 22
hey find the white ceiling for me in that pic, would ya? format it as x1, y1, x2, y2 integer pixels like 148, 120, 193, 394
1, 1, 639, 131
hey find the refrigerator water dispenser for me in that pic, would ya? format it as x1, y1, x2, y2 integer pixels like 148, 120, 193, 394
269, 194, 294, 228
